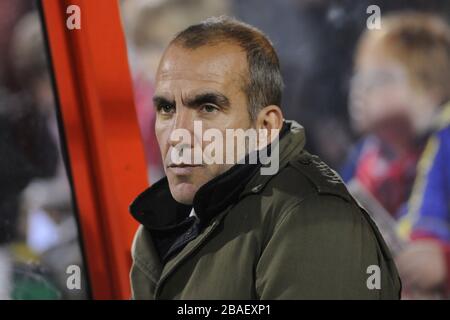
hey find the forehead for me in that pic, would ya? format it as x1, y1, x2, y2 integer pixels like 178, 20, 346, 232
155, 43, 248, 90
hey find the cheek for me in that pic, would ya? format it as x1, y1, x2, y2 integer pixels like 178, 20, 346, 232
205, 163, 234, 180
155, 120, 171, 155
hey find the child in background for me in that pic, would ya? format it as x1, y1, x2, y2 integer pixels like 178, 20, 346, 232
346, 12, 450, 297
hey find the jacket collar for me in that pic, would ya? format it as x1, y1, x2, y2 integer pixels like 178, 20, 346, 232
129, 120, 306, 230
241, 120, 306, 196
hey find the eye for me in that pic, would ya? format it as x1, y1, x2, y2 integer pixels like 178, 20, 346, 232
200, 104, 219, 113
159, 104, 175, 115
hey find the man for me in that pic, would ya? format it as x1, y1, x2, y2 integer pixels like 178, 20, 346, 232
129, 16, 401, 299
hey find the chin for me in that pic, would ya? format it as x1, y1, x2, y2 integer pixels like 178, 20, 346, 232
169, 182, 198, 205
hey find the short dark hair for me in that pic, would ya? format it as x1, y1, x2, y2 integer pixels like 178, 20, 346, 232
171, 16, 283, 120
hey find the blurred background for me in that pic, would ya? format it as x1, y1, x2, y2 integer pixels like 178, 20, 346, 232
0, 1, 87, 299
0, 0, 450, 299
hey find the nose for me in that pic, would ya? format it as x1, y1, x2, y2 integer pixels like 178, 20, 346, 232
168, 107, 196, 148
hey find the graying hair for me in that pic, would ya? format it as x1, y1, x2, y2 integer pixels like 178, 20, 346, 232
171, 16, 284, 120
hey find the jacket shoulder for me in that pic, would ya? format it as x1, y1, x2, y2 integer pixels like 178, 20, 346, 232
287, 150, 352, 202
257, 150, 354, 224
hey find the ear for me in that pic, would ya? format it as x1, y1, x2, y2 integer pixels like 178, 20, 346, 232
255, 105, 284, 142
255, 105, 284, 130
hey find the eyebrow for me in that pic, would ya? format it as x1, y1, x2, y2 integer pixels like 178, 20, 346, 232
152, 91, 231, 110
152, 96, 175, 108
184, 92, 230, 109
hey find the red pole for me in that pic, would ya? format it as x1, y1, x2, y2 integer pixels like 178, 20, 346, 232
41, 0, 148, 299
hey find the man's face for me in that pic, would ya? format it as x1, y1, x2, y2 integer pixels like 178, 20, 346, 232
153, 42, 253, 205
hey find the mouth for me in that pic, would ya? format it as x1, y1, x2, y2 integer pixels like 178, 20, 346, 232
168, 163, 203, 168
167, 163, 203, 175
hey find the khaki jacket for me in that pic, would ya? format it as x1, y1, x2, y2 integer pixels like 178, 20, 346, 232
129, 121, 401, 299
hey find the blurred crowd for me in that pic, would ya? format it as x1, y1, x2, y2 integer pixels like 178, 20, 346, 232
345, 12, 450, 298
0, 1, 86, 299
0, 0, 450, 299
